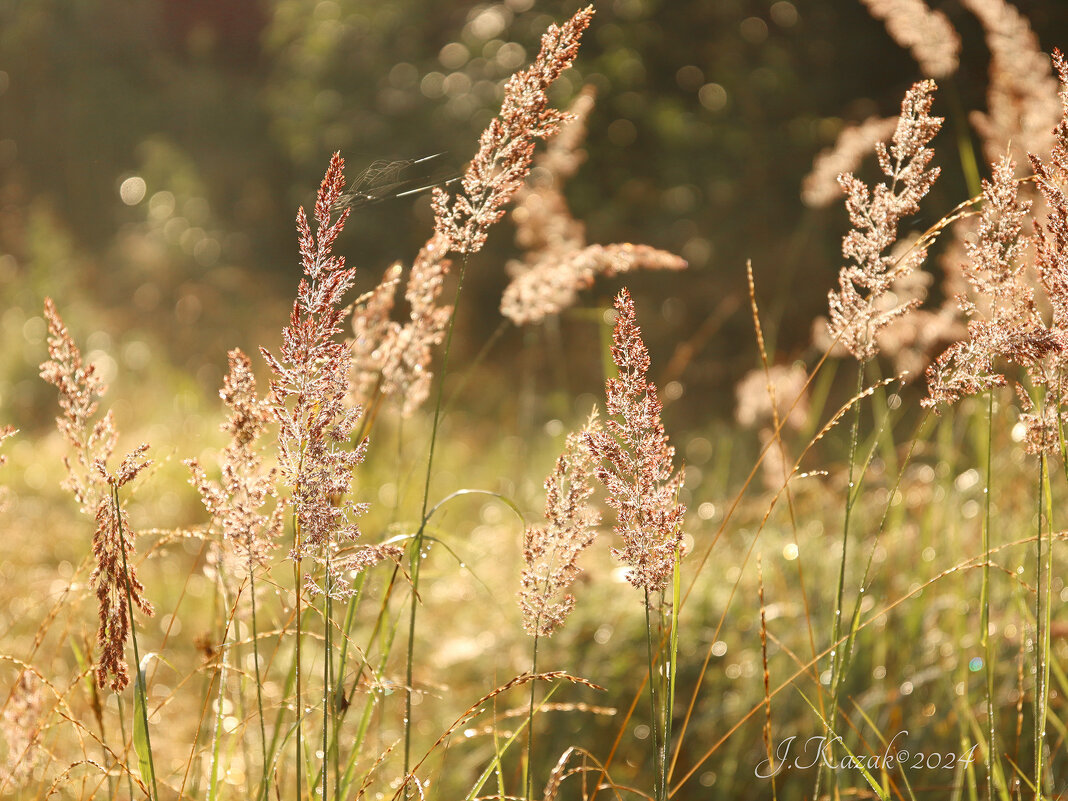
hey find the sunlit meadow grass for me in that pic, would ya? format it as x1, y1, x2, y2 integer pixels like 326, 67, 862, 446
5, 2, 1068, 801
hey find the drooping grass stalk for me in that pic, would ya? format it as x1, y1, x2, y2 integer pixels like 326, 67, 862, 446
113, 485, 158, 801
404, 254, 469, 779
816, 360, 866, 800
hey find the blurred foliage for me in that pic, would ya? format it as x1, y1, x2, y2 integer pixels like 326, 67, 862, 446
3, 0, 1068, 427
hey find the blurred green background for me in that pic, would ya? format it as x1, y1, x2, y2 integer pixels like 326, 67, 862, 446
3, 0, 1068, 432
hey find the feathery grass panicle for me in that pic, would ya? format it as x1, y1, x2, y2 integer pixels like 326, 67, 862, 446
1018, 50, 1068, 452
500, 88, 687, 325
40, 299, 154, 690
1030, 53, 1068, 328
350, 262, 403, 408
586, 289, 685, 594
431, 6, 595, 255
40, 298, 117, 515
350, 235, 453, 417
859, 0, 960, 78
962, 0, 1062, 163
262, 152, 395, 596
922, 156, 1055, 409
186, 348, 283, 570
519, 410, 602, 638
826, 80, 943, 362
802, 116, 899, 209
91, 445, 153, 691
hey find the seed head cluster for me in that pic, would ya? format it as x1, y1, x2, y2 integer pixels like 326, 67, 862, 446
40, 298, 118, 515
519, 411, 601, 638
350, 234, 453, 417
826, 80, 943, 363
40, 299, 153, 691
432, 6, 595, 255
500, 87, 686, 325
187, 348, 283, 571
91, 447, 154, 691
262, 153, 396, 597
925, 52, 1068, 455
586, 289, 685, 594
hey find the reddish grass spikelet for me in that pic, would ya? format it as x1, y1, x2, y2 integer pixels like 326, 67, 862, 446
432, 6, 595, 255
39, 298, 117, 515
826, 80, 943, 363
40, 299, 153, 690
187, 348, 282, 570
519, 411, 601, 637
262, 153, 396, 595
586, 289, 685, 594
90, 445, 153, 692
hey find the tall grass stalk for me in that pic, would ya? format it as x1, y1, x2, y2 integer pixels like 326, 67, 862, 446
643, 588, 663, 801
526, 635, 539, 801
322, 559, 332, 801
294, 521, 304, 801
816, 361, 866, 800
207, 605, 230, 801
982, 388, 997, 801
1034, 443, 1052, 798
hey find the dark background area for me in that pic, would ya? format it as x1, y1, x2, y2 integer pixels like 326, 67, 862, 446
3, 0, 1068, 429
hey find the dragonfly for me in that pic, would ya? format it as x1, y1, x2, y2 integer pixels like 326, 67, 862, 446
331, 153, 459, 213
